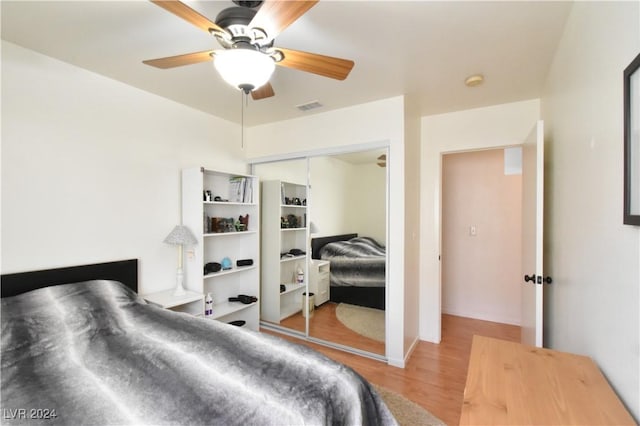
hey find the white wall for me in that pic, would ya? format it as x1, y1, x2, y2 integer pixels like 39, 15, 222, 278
246, 96, 410, 366
420, 99, 541, 342
309, 156, 354, 237
403, 98, 421, 356
441, 149, 522, 325
541, 1, 639, 419
307, 156, 386, 243
346, 162, 386, 244
1, 41, 247, 295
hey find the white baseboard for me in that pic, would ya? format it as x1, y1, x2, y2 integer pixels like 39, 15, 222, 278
442, 307, 521, 326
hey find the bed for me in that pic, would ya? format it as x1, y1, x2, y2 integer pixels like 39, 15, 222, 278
1, 259, 396, 425
311, 234, 386, 310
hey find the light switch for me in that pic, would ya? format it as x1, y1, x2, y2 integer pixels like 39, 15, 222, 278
469, 225, 477, 236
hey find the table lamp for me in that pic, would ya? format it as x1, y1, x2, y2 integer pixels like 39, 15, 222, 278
164, 225, 197, 296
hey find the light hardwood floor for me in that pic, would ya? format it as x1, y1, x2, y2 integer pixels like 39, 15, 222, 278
278, 301, 385, 355
264, 314, 520, 426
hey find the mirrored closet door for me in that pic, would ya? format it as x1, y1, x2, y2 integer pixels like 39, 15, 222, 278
252, 148, 388, 357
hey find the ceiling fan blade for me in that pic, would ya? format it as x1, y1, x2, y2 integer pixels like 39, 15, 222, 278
150, 1, 226, 35
250, 0, 318, 40
251, 82, 275, 100
276, 48, 354, 80
143, 50, 214, 69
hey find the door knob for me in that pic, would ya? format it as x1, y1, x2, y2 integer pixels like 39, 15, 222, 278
524, 274, 536, 283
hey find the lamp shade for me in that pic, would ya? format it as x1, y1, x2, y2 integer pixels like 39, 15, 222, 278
164, 225, 197, 246
214, 49, 275, 92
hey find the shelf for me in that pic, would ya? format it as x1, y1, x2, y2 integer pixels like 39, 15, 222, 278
183, 167, 260, 330
205, 301, 256, 320
280, 204, 306, 209
280, 255, 306, 263
204, 201, 257, 207
204, 264, 257, 279
280, 283, 305, 296
280, 227, 306, 232
143, 289, 203, 309
204, 230, 258, 237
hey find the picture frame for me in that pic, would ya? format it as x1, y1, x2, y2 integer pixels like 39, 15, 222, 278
624, 52, 640, 225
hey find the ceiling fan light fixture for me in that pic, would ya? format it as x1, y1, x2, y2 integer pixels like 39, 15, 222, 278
214, 48, 275, 93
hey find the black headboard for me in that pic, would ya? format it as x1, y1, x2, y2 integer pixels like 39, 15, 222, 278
1, 259, 138, 298
311, 233, 358, 259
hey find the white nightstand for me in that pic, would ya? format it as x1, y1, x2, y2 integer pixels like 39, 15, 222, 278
309, 260, 330, 306
143, 289, 204, 316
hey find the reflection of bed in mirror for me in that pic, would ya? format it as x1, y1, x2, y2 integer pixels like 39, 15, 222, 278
311, 234, 386, 310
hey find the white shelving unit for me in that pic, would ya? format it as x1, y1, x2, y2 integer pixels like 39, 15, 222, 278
182, 167, 260, 330
261, 180, 308, 323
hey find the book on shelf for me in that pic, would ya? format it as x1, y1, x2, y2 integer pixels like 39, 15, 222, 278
228, 177, 253, 203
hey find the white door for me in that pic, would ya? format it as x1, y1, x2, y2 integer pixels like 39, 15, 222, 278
521, 120, 546, 347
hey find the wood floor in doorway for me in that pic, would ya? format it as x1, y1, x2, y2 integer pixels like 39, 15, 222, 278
264, 314, 520, 426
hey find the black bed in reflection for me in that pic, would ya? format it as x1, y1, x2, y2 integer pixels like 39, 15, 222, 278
311, 234, 386, 310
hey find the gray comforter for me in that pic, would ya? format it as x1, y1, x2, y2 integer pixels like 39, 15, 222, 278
319, 237, 386, 288
1, 280, 396, 425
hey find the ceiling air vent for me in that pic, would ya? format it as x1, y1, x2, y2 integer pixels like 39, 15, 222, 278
296, 100, 323, 112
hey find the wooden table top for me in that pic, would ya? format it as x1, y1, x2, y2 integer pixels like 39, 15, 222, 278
460, 335, 635, 425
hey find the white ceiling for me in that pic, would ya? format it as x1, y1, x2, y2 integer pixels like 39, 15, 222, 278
1, 1, 573, 127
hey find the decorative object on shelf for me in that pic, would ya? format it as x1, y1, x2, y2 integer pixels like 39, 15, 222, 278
624, 52, 640, 225
236, 259, 253, 267
205, 293, 213, 317
204, 262, 221, 274
280, 284, 286, 293
239, 214, 249, 229
280, 214, 304, 229
221, 257, 233, 270
228, 295, 258, 304
203, 190, 212, 202
280, 248, 306, 258
296, 267, 304, 284
211, 217, 236, 233
228, 320, 246, 327
163, 225, 198, 296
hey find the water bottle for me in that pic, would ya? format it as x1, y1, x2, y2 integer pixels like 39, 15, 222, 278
205, 293, 213, 318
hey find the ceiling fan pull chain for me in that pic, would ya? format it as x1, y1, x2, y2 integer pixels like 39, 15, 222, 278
240, 91, 245, 149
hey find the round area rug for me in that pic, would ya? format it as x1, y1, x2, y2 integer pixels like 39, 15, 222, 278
374, 384, 446, 426
335, 303, 385, 342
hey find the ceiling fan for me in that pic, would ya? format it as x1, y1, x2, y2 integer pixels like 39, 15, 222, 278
143, 0, 355, 100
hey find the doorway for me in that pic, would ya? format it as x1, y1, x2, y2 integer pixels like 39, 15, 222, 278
441, 147, 522, 326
